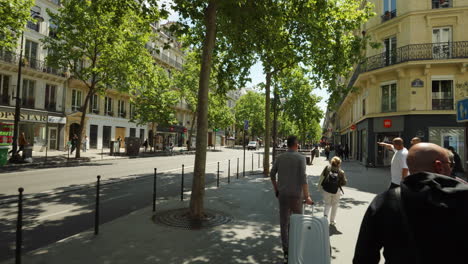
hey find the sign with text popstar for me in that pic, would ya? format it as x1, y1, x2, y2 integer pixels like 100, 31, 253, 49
384, 119, 392, 128
456, 98, 468, 123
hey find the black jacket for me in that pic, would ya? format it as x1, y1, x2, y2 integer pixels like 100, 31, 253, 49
353, 172, 468, 264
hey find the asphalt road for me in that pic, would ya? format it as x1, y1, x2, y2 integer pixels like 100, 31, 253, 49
0, 148, 266, 262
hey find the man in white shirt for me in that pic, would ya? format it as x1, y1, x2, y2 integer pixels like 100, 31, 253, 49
377, 137, 409, 189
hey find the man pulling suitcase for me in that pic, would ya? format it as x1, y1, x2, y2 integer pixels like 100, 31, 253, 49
270, 135, 314, 264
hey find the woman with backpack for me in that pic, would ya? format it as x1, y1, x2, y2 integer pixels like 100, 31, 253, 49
318, 156, 347, 226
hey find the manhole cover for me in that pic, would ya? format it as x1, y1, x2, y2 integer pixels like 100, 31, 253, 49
153, 208, 232, 230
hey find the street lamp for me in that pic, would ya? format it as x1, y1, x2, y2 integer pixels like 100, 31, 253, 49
10, 12, 44, 162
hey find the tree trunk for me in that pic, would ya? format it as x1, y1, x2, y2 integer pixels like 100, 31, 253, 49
272, 84, 279, 163
263, 71, 272, 176
75, 88, 93, 158
187, 110, 197, 151
189, 0, 217, 220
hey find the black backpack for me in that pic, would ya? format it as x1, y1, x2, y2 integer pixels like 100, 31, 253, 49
321, 167, 340, 194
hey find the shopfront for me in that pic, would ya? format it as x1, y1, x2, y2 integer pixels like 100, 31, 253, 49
373, 116, 404, 166
0, 108, 66, 151
157, 125, 187, 149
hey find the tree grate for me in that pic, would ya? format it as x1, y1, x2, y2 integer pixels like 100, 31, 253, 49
153, 208, 232, 230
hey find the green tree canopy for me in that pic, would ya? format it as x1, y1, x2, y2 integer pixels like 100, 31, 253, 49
42, 0, 162, 158
0, 0, 34, 50
234, 91, 266, 139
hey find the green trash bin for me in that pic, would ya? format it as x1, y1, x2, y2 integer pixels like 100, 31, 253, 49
0, 146, 9, 166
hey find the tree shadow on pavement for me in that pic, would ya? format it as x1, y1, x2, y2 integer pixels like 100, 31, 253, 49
0, 170, 222, 262
340, 161, 391, 195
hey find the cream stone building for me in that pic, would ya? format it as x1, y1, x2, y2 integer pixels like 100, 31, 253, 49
334, 0, 468, 167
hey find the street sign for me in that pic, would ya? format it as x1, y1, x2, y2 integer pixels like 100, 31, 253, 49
244, 120, 249, 130
457, 98, 468, 122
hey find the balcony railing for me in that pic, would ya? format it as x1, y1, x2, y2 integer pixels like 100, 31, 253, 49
432, 99, 454, 110
359, 41, 468, 73
153, 51, 183, 70
381, 10, 397, 23
432, 0, 451, 9
0, 51, 66, 77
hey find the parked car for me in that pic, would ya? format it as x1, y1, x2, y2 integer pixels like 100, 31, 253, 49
247, 141, 259, 150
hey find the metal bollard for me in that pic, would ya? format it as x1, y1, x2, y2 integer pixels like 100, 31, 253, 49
16, 187, 24, 264
94, 175, 101, 235
228, 160, 231, 184
153, 168, 157, 212
237, 158, 239, 179
217, 162, 220, 187
181, 165, 184, 201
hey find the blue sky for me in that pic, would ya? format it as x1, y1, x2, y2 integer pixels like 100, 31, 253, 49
164, 5, 329, 125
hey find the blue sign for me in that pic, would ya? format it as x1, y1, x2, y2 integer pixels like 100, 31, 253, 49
244, 120, 249, 130
456, 98, 468, 123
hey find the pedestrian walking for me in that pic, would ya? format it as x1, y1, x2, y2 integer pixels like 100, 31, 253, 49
143, 139, 148, 152
117, 136, 122, 148
410, 136, 421, 146
310, 145, 319, 165
318, 156, 347, 226
82, 136, 88, 152
324, 144, 330, 160
353, 143, 468, 264
344, 144, 349, 161
70, 134, 78, 154
270, 135, 314, 263
447, 146, 464, 179
377, 138, 409, 189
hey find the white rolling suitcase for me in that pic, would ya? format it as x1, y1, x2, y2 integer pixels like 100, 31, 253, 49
288, 205, 331, 264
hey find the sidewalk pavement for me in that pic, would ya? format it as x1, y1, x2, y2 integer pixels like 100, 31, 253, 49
2, 157, 390, 264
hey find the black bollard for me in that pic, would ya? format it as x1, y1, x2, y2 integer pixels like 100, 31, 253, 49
94, 175, 101, 235
217, 162, 220, 187
237, 158, 239, 179
153, 168, 157, 212
15, 187, 24, 264
181, 165, 184, 201
228, 160, 231, 184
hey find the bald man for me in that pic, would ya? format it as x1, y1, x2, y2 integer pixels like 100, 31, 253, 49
354, 143, 468, 264
377, 137, 409, 189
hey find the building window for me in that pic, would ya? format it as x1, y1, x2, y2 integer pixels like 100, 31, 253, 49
432, 27, 452, 59
27, 6, 41, 32
45, 84, 56, 111
0, 75, 10, 105
432, 0, 451, 9
381, 83, 397, 112
104, 97, 113, 116
130, 128, 136, 137
89, 94, 99, 114
71, 89, 82, 112
118, 100, 126, 118
25, 40, 39, 69
22, 79, 35, 108
49, 20, 58, 38
129, 103, 135, 119
384, 36, 397, 65
432, 80, 453, 110
382, 0, 397, 22
362, 98, 366, 116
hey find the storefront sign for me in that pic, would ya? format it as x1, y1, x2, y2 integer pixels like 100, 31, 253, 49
350, 124, 356, 130
0, 111, 47, 122
411, 79, 424, 87
48, 116, 66, 124
384, 119, 392, 128
456, 98, 468, 123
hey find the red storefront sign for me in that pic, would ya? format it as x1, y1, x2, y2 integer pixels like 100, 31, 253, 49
350, 124, 356, 130
384, 119, 392, 128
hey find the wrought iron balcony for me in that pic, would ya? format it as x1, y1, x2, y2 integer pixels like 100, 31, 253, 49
381, 10, 397, 23
359, 41, 468, 74
0, 51, 66, 77
432, 99, 454, 110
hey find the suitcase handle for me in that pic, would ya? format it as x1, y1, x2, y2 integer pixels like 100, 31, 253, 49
302, 201, 314, 216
